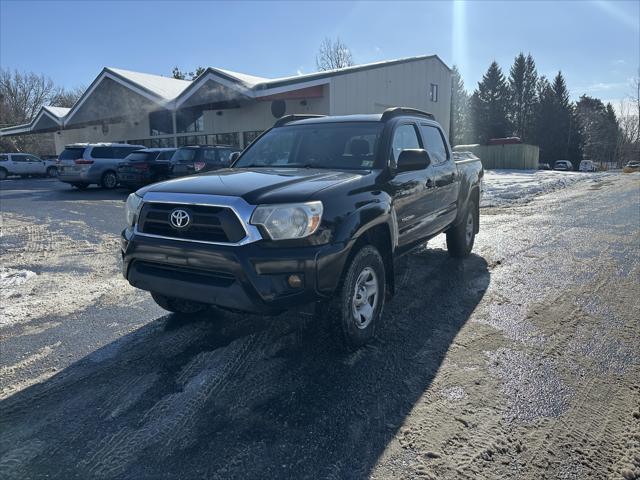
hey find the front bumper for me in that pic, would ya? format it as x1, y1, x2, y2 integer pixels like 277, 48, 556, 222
121, 229, 350, 314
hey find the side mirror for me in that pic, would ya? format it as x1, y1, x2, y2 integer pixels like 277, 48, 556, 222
229, 152, 240, 164
397, 149, 430, 172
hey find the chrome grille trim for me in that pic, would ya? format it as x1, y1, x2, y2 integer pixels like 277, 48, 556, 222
133, 192, 262, 246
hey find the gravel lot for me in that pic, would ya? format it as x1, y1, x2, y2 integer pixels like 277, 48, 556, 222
0, 174, 639, 479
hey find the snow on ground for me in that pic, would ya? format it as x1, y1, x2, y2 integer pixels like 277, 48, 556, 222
481, 169, 614, 207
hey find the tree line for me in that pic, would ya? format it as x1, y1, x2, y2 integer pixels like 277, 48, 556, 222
450, 53, 640, 167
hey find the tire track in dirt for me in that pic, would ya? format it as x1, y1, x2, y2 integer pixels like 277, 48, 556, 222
80, 332, 266, 478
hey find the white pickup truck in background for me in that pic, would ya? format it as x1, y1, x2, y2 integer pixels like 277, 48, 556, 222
0, 153, 58, 180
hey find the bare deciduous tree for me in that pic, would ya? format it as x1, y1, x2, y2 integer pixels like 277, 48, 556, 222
0, 69, 84, 154
615, 76, 640, 166
315, 37, 354, 71
49, 86, 85, 108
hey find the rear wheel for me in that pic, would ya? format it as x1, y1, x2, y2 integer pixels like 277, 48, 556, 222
46, 166, 58, 177
446, 199, 477, 258
101, 170, 118, 189
320, 245, 386, 351
0, 168, 7, 180
151, 292, 208, 314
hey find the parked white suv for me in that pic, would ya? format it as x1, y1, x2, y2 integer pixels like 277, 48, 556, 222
0, 153, 58, 180
57, 143, 144, 189
579, 160, 598, 172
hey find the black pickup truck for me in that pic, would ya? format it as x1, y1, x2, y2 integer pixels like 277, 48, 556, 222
121, 108, 483, 349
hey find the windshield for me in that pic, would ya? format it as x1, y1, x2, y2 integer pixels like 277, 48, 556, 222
235, 122, 383, 169
171, 148, 197, 162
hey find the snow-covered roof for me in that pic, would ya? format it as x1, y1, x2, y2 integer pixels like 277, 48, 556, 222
106, 67, 191, 101
43, 106, 70, 118
213, 68, 270, 87
258, 54, 450, 89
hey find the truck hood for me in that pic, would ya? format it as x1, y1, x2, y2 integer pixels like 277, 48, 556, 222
138, 167, 367, 204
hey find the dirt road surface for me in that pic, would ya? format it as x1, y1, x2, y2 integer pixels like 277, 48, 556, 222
1, 175, 638, 479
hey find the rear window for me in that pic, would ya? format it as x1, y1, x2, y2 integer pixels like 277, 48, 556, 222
125, 152, 156, 162
91, 146, 140, 159
172, 148, 197, 162
59, 148, 85, 160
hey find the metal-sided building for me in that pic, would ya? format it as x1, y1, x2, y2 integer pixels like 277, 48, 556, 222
0, 55, 452, 153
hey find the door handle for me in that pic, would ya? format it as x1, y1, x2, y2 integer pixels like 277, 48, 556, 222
426, 178, 434, 188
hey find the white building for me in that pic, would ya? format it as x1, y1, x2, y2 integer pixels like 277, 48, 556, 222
1, 55, 452, 153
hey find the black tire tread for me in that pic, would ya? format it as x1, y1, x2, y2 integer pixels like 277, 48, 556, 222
446, 200, 477, 258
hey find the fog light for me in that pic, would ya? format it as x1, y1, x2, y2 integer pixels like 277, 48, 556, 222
287, 274, 303, 288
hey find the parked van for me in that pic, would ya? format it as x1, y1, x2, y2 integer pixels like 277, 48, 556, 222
579, 160, 598, 172
57, 143, 144, 189
0, 153, 57, 180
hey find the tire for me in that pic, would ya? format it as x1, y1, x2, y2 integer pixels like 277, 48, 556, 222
446, 199, 477, 258
101, 170, 118, 189
322, 245, 386, 351
71, 183, 89, 190
0, 168, 7, 180
151, 292, 208, 314
47, 166, 58, 177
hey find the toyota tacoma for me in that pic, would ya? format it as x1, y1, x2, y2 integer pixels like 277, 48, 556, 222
121, 108, 483, 349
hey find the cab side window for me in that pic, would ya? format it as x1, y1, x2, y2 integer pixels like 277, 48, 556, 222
390, 124, 421, 165
12, 154, 28, 162
419, 125, 449, 165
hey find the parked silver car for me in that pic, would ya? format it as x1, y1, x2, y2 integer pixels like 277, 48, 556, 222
0, 153, 58, 180
57, 143, 144, 189
553, 160, 573, 171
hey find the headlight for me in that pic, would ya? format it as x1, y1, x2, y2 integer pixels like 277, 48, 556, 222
250, 201, 323, 240
125, 193, 144, 227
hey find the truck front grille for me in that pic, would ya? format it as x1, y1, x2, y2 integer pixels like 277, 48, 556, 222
137, 202, 247, 244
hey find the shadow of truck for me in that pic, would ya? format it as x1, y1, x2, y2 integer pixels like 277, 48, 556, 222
0, 248, 489, 479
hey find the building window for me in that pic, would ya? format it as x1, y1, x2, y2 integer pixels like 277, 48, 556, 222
243, 130, 264, 147
430, 83, 438, 102
149, 110, 173, 136
176, 108, 204, 133
207, 132, 240, 147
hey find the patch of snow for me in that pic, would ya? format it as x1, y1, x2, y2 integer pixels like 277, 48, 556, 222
0, 268, 36, 288
481, 170, 614, 207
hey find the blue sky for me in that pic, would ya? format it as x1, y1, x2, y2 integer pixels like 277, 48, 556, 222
1, 0, 638, 105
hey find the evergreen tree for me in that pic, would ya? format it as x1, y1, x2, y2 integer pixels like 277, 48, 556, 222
533, 72, 575, 164
576, 96, 620, 166
450, 65, 471, 146
471, 61, 511, 143
507, 53, 538, 141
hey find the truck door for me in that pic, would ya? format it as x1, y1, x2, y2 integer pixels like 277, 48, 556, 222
10, 154, 30, 175
26, 154, 46, 175
419, 124, 459, 234
388, 122, 437, 252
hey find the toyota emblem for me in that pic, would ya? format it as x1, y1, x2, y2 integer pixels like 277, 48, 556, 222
169, 208, 191, 229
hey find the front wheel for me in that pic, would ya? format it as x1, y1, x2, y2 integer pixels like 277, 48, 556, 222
321, 245, 386, 351
47, 166, 58, 177
151, 292, 208, 314
446, 200, 477, 258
